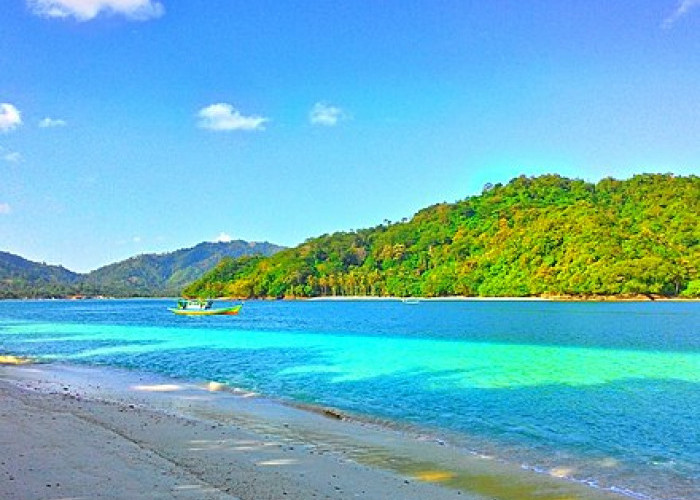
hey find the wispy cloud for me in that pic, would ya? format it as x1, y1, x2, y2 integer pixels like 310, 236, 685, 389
214, 232, 232, 243
197, 103, 268, 132
0, 103, 22, 132
39, 117, 67, 128
662, 0, 700, 28
309, 102, 347, 126
0, 203, 11, 215
2, 151, 23, 164
116, 235, 145, 245
27, 0, 164, 22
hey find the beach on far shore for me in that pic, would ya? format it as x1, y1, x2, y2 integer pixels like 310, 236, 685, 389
305, 294, 697, 302
0, 362, 629, 500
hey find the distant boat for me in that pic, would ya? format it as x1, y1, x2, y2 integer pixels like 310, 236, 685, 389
402, 298, 421, 305
170, 299, 242, 316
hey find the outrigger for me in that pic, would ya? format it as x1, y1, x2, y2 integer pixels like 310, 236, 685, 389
170, 299, 242, 316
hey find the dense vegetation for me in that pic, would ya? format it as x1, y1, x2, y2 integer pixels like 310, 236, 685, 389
0, 252, 81, 299
0, 241, 283, 298
185, 174, 700, 299
80, 241, 283, 296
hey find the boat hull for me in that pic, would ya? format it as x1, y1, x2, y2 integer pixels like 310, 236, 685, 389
169, 305, 242, 316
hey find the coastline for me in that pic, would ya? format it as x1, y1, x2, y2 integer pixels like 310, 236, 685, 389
304, 294, 699, 302
4, 293, 699, 302
0, 361, 629, 500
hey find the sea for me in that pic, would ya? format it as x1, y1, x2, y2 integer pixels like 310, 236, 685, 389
0, 299, 698, 500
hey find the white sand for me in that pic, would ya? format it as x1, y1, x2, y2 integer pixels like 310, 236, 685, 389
0, 364, 626, 500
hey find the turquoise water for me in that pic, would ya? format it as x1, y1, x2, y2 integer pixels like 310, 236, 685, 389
1, 299, 698, 499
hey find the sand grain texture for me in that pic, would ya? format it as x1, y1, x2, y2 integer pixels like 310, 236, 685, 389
0, 379, 467, 500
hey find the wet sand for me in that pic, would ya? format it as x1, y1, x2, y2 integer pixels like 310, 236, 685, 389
0, 363, 627, 500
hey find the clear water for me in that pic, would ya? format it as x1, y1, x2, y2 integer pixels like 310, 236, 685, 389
0, 299, 698, 499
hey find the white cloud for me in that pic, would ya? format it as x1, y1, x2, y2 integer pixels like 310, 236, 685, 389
309, 102, 347, 126
132, 236, 142, 243
214, 232, 232, 243
0, 103, 22, 132
3, 151, 23, 164
197, 103, 268, 132
663, 0, 700, 28
39, 117, 67, 128
27, 0, 164, 22
0, 203, 11, 215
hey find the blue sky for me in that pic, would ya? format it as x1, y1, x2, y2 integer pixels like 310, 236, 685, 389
1, 1, 699, 272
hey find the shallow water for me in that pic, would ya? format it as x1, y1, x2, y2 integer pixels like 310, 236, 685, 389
0, 299, 698, 499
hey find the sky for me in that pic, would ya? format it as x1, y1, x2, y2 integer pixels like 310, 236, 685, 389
1, 0, 699, 272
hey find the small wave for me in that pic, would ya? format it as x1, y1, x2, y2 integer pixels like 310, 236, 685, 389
520, 463, 666, 500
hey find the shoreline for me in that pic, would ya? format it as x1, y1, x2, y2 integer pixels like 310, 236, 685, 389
4, 294, 699, 302
0, 361, 630, 500
305, 295, 699, 302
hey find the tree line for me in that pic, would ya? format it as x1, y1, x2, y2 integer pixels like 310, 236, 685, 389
184, 174, 700, 299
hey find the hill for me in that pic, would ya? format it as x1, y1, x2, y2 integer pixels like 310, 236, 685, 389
0, 251, 81, 298
81, 241, 283, 296
184, 174, 700, 299
0, 240, 284, 298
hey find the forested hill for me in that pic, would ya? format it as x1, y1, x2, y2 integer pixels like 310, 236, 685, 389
0, 251, 81, 298
184, 174, 700, 299
1, 240, 284, 298
81, 241, 284, 296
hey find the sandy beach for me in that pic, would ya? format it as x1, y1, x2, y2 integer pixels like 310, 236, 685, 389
0, 362, 630, 500
1, 366, 468, 500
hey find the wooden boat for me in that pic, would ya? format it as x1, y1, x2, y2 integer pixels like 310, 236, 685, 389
170, 299, 242, 316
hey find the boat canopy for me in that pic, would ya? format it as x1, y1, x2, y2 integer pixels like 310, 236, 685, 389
176, 299, 213, 310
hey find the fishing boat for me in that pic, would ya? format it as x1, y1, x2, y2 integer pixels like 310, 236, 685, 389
170, 299, 242, 316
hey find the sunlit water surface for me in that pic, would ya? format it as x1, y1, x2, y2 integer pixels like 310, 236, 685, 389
0, 299, 698, 499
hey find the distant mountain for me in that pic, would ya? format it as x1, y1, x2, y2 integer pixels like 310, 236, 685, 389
0, 240, 284, 298
185, 174, 700, 299
81, 241, 284, 296
0, 251, 81, 298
